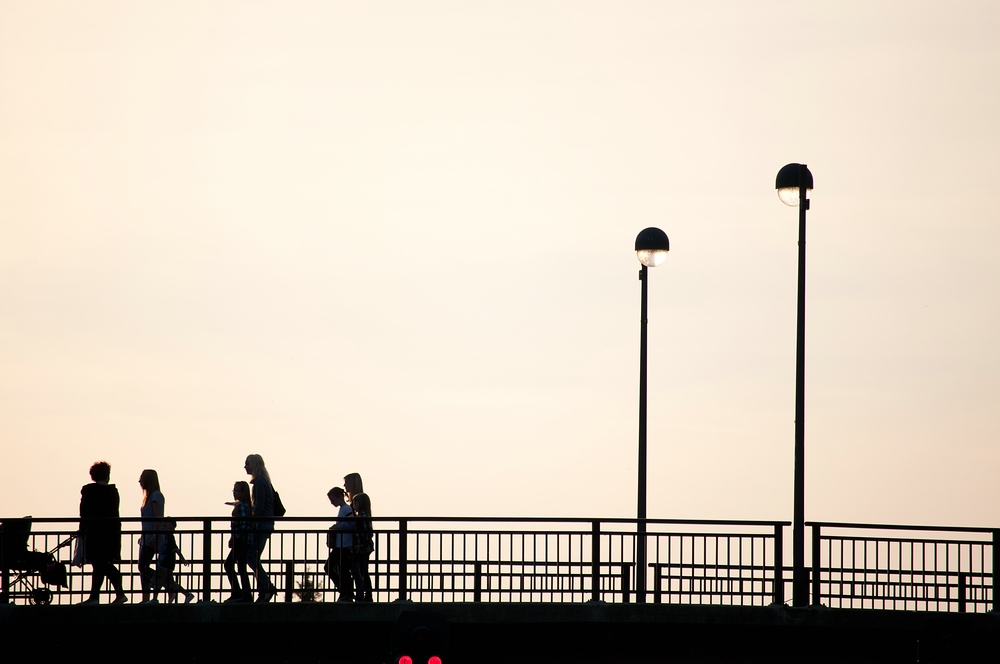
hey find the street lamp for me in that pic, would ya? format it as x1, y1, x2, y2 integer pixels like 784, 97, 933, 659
775, 163, 813, 607
634, 226, 669, 604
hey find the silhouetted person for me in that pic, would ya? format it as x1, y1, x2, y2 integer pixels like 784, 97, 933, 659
345, 473, 373, 603
79, 461, 127, 605
224, 481, 253, 603
245, 454, 276, 603
153, 520, 194, 603
324, 486, 355, 602
137, 469, 164, 604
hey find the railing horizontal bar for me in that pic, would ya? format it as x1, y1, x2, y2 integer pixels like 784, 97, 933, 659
651, 564, 774, 571
818, 569, 993, 578
7, 516, 791, 527
807, 521, 996, 534
822, 535, 990, 546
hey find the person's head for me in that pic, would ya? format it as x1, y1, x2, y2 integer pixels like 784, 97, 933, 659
244, 454, 270, 482
138, 469, 160, 505
344, 473, 363, 501
233, 481, 250, 502
327, 486, 345, 507
351, 492, 372, 517
89, 461, 111, 484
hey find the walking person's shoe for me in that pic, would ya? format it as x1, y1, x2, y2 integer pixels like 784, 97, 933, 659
223, 593, 244, 604
336, 595, 354, 603
111, 593, 128, 605
184, 592, 196, 604
256, 588, 276, 603
80, 597, 100, 606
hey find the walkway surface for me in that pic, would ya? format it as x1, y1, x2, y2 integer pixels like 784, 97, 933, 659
3, 601, 997, 663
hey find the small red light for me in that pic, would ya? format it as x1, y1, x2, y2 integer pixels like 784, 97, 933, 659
398, 657, 412, 664
428, 657, 442, 664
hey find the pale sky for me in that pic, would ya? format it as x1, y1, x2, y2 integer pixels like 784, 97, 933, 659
1, 1, 998, 528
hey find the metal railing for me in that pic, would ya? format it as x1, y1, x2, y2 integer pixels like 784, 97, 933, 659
807, 522, 997, 613
11, 516, 994, 612
1, 517, 787, 606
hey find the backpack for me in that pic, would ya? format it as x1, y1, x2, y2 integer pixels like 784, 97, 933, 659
273, 491, 287, 518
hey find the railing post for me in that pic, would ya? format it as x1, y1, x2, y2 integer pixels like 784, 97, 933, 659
621, 563, 631, 604
474, 562, 482, 603
591, 521, 601, 603
653, 564, 661, 604
397, 520, 408, 602
773, 523, 784, 605
202, 519, 212, 603
993, 530, 999, 613
285, 562, 295, 603
811, 524, 821, 606
958, 573, 967, 613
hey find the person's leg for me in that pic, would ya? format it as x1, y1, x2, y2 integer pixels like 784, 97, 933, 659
152, 537, 175, 603
355, 551, 372, 602
86, 563, 107, 603
332, 547, 352, 601
224, 549, 241, 599
104, 563, 126, 603
248, 532, 274, 601
246, 534, 260, 597
236, 545, 252, 601
152, 564, 167, 602
326, 550, 341, 590
138, 545, 155, 602
164, 571, 192, 602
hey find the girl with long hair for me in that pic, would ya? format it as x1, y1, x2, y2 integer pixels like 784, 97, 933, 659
244, 454, 277, 602
138, 469, 163, 603
224, 481, 254, 602
344, 473, 373, 602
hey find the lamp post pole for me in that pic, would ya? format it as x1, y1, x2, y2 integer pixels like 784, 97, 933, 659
776, 163, 813, 607
793, 174, 808, 607
637, 262, 649, 603
633, 227, 669, 605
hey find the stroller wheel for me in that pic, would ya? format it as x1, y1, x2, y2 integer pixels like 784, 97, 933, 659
31, 589, 53, 605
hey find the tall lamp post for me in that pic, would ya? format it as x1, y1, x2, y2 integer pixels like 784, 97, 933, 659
634, 227, 670, 603
775, 163, 814, 607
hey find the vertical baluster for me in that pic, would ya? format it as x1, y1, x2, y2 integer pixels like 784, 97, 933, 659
811, 525, 821, 606
591, 521, 601, 603
397, 520, 408, 602
773, 524, 784, 605
202, 520, 212, 603
285, 560, 294, 603
992, 531, 999, 613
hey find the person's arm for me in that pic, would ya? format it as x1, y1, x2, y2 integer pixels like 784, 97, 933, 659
262, 481, 274, 518
336, 504, 352, 530
78, 487, 89, 533
234, 502, 253, 540
151, 496, 165, 531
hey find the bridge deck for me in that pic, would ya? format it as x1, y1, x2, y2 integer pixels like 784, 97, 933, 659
2, 601, 997, 663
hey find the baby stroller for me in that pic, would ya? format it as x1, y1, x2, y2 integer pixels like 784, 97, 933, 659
0, 518, 68, 605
